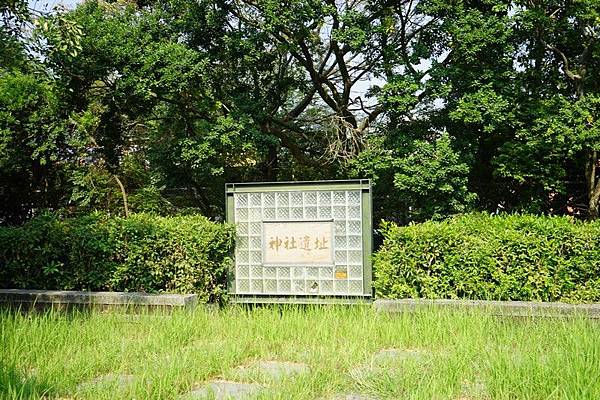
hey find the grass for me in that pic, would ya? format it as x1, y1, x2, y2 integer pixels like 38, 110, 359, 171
1, 305, 599, 399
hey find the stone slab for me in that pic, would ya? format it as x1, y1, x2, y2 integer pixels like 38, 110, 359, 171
0, 289, 198, 310
186, 380, 264, 399
373, 299, 600, 318
235, 360, 309, 381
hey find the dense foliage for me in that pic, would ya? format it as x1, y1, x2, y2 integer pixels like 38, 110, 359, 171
374, 214, 600, 302
1, 0, 599, 225
0, 213, 235, 302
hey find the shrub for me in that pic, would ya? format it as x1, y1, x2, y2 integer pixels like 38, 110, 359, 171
373, 213, 600, 302
0, 212, 235, 303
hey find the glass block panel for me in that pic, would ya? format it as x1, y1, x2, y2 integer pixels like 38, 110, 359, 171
304, 191, 317, 205
349, 265, 362, 279
251, 279, 263, 292
250, 236, 262, 250
333, 191, 346, 205
320, 280, 333, 294
347, 191, 360, 205
333, 206, 346, 219
249, 193, 262, 207
292, 280, 305, 293
320, 266, 333, 279
235, 193, 248, 208
292, 208, 303, 219
291, 192, 303, 205
276, 192, 289, 206
347, 235, 361, 250
250, 265, 262, 278
236, 251, 249, 264
264, 266, 277, 278
318, 207, 332, 219
318, 191, 332, 205
334, 221, 346, 235
236, 208, 248, 222
263, 208, 275, 220
348, 206, 361, 219
307, 280, 319, 293
348, 250, 362, 264
249, 208, 262, 221
335, 250, 347, 264
307, 267, 319, 279
237, 223, 248, 235
278, 280, 291, 292
276, 208, 290, 219
237, 279, 249, 292
237, 265, 249, 278
335, 235, 347, 248
349, 280, 363, 294
305, 207, 317, 219
251, 251, 262, 264
264, 280, 278, 293
263, 193, 275, 207
237, 236, 248, 250
293, 267, 305, 278
348, 221, 361, 234
277, 266, 291, 279
334, 280, 348, 293
249, 223, 262, 235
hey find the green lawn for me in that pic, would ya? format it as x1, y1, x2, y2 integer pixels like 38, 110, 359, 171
1, 305, 599, 399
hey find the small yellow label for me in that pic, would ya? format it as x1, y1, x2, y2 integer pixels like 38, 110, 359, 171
335, 269, 348, 279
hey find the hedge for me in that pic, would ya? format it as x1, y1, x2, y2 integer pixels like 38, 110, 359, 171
0, 213, 235, 303
373, 213, 600, 302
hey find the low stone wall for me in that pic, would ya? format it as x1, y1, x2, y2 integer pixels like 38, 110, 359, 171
373, 298, 600, 318
0, 289, 198, 311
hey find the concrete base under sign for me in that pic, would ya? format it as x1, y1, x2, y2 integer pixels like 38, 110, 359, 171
231, 295, 372, 305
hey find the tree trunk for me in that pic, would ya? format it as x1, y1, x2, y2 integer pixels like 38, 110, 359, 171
114, 175, 129, 218
586, 150, 600, 220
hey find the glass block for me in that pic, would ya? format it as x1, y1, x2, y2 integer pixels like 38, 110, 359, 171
278, 266, 290, 279
320, 266, 333, 279
235, 193, 248, 208
237, 236, 248, 250
276, 192, 289, 207
236, 251, 249, 264
292, 280, 305, 293
333, 191, 346, 205
292, 208, 303, 219
249, 208, 262, 221
251, 251, 262, 264
236, 265, 249, 278
264, 280, 277, 293
307, 280, 319, 293
348, 221, 361, 234
335, 235, 347, 248
347, 235, 361, 250
278, 280, 291, 292
250, 236, 261, 250
249, 223, 262, 235
318, 207, 332, 219
304, 191, 317, 205
347, 191, 360, 205
263, 208, 275, 220
276, 208, 290, 219
349, 265, 362, 279
249, 193, 262, 207
334, 280, 348, 293
236, 208, 248, 222
236, 223, 248, 235
348, 250, 362, 264
349, 280, 363, 294
250, 279, 263, 292
305, 207, 317, 219
291, 192, 303, 205
318, 191, 331, 205
334, 221, 346, 235
333, 206, 346, 219
348, 206, 361, 219
320, 280, 333, 294
237, 279, 249, 292
264, 266, 277, 278
307, 267, 319, 279
293, 267, 305, 278
335, 250, 347, 264
263, 193, 275, 207
250, 265, 262, 278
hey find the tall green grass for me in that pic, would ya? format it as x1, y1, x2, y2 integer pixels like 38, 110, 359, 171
1, 306, 599, 399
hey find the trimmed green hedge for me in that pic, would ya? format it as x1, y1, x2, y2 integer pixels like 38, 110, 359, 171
0, 213, 235, 302
374, 213, 600, 302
